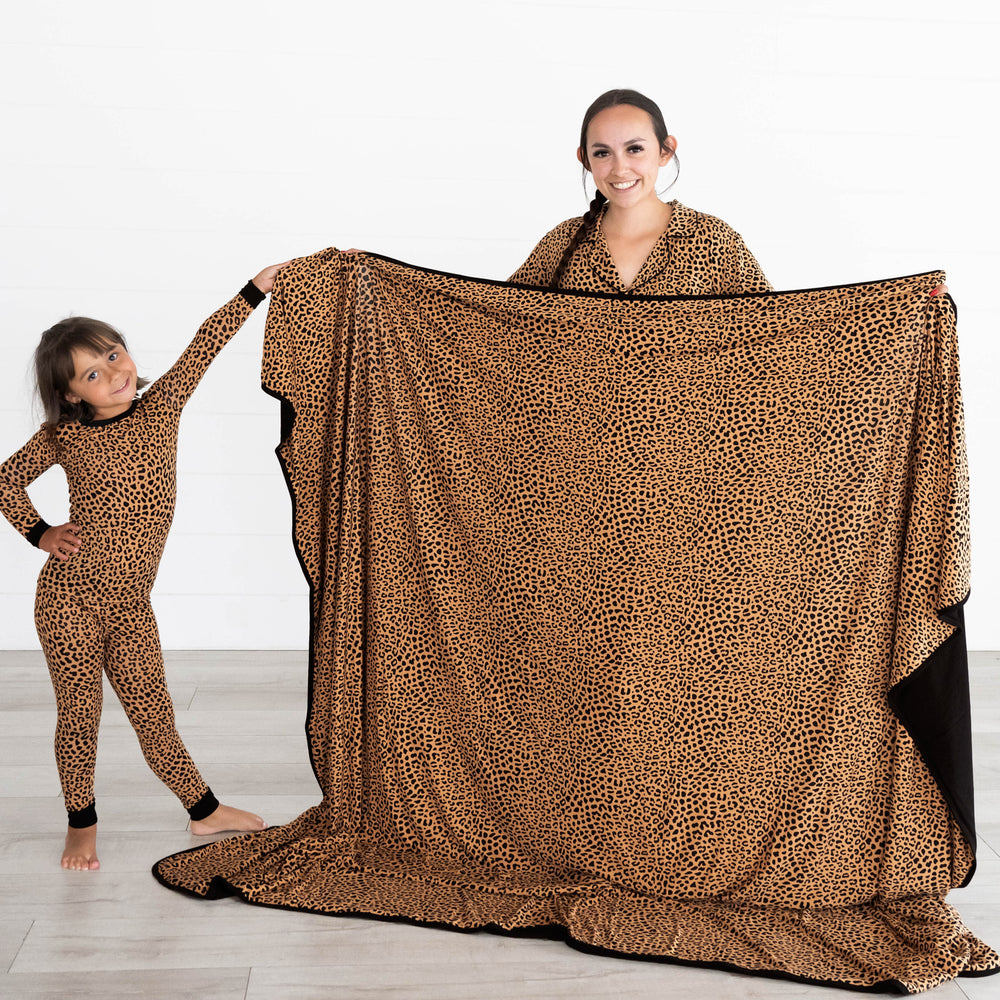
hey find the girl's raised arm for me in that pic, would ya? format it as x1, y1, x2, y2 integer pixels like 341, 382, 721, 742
149, 261, 290, 409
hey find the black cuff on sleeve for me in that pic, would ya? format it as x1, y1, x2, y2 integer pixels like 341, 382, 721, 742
240, 280, 266, 308
26, 519, 51, 548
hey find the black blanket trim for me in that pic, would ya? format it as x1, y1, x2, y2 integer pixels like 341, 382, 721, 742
365, 250, 945, 304
888, 595, 978, 886
149, 856, 909, 994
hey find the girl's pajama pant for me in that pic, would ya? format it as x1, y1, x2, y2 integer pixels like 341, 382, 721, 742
34, 586, 217, 827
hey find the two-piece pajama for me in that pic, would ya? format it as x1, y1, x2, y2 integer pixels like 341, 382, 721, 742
0, 282, 264, 826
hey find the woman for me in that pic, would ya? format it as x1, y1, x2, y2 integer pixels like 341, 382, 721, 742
510, 89, 771, 296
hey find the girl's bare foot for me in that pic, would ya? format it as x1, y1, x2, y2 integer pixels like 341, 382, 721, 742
189, 804, 266, 836
63, 824, 100, 870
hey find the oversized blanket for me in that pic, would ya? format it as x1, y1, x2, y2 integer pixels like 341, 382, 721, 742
154, 251, 998, 993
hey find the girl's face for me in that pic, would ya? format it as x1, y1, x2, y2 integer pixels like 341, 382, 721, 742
64, 342, 138, 420
579, 104, 675, 212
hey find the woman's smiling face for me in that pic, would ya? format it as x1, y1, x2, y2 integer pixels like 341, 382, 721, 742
579, 103, 675, 211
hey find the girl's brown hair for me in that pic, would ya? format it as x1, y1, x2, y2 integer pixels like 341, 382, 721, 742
34, 316, 148, 432
550, 89, 679, 289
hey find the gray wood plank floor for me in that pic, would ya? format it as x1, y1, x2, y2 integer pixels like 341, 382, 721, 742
1, 649, 997, 999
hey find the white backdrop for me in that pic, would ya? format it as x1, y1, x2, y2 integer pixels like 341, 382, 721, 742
1, 0, 997, 648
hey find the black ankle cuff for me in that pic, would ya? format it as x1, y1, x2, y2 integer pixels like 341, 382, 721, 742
68, 803, 98, 828
187, 788, 219, 821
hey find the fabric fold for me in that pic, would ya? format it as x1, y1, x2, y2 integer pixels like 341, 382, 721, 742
154, 251, 997, 993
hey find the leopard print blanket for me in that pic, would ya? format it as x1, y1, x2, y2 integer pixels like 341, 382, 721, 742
154, 250, 998, 993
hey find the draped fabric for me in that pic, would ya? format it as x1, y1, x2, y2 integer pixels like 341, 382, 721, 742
154, 251, 998, 993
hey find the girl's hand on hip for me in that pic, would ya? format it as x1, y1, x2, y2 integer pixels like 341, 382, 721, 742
251, 261, 292, 295
40, 523, 81, 562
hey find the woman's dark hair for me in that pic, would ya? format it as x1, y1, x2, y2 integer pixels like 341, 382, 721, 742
550, 89, 679, 288
34, 316, 148, 431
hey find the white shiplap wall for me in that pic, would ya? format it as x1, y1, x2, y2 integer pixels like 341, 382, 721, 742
1, 0, 997, 647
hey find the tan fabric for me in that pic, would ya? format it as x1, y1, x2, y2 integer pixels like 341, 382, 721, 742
154, 252, 997, 993
510, 200, 772, 294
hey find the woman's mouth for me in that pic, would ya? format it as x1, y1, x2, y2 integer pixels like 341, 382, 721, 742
611, 180, 639, 191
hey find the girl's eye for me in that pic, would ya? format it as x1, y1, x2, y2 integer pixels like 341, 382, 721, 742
87, 371, 98, 381
108, 351, 118, 361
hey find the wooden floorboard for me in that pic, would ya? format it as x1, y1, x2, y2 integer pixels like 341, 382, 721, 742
1, 649, 996, 999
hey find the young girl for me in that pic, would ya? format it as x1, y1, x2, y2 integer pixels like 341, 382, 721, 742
509, 88, 772, 295
0, 261, 287, 871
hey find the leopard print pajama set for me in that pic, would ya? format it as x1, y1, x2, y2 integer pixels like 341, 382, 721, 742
0, 283, 264, 828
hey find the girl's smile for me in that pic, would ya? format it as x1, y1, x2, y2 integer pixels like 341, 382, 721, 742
65, 343, 138, 420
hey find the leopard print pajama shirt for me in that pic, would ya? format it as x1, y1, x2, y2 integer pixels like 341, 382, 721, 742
509, 200, 771, 295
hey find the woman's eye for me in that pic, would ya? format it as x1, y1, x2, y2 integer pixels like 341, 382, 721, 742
592, 150, 608, 158
628, 145, 645, 154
